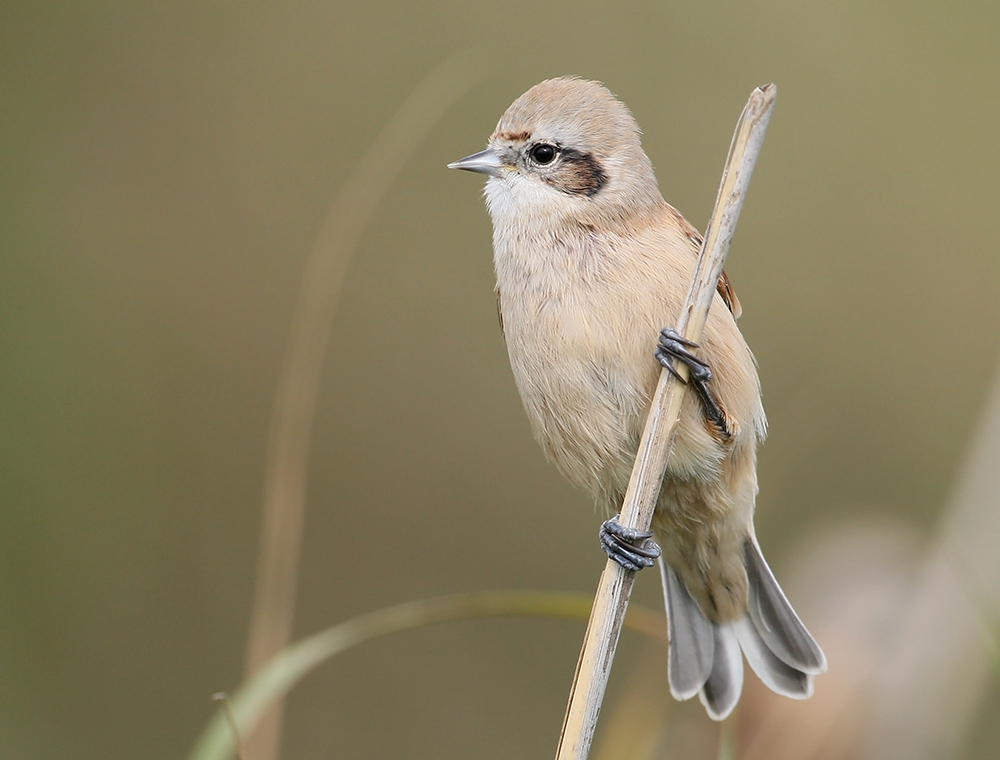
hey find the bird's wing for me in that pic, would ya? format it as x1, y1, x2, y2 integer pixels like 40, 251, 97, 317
669, 205, 743, 319
496, 286, 506, 340
716, 269, 742, 319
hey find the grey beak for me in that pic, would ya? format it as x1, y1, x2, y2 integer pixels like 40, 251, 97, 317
447, 147, 505, 177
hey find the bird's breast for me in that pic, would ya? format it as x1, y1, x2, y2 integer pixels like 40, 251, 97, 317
494, 234, 657, 498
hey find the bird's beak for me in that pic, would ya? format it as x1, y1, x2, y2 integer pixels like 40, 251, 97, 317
447, 148, 505, 177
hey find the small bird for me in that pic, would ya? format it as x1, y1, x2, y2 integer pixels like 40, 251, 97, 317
449, 76, 825, 720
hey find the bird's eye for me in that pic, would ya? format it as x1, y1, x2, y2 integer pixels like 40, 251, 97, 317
529, 143, 557, 165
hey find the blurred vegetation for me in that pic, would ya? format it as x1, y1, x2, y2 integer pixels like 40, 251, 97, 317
2, 1, 999, 758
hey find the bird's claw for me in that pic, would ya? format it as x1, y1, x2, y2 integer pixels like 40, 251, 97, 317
600, 515, 661, 572
655, 327, 712, 383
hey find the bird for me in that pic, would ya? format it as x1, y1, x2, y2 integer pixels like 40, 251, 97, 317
448, 76, 825, 720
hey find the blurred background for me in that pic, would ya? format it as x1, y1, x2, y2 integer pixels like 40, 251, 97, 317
3, 1, 1000, 758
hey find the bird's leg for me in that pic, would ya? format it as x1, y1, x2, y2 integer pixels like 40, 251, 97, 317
655, 327, 733, 441
600, 515, 661, 571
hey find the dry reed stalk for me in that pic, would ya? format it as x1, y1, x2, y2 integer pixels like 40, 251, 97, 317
554, 84, 778, 760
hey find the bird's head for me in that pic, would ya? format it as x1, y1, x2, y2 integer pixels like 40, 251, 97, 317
449, 77, 663, 227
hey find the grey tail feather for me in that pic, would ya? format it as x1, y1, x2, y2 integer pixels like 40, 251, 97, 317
744, 537, 827, 675
658, 542, 825, 720
699, 622, 743, 720
659, 560, 713, 700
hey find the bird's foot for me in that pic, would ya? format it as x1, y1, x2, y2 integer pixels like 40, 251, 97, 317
654, 326, 732, 441
655, 327, 711, 383
600, 515, 661, 571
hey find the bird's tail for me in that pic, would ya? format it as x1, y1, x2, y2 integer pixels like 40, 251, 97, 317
659, 539, 827, 720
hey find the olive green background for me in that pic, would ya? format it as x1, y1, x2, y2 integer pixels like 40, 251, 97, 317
3, 1, 1000, 758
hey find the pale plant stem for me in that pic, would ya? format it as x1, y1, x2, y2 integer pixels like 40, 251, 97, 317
242, 58, 476, 760
554, 84, 778, 760
211, 694, 247, 760
718, 709, 739, 760
191, 592, 668, 760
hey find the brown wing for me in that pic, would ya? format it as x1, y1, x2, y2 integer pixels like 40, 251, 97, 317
496, 286, 506, 339
716, 268, 742, 319
669, 205, 743, 319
